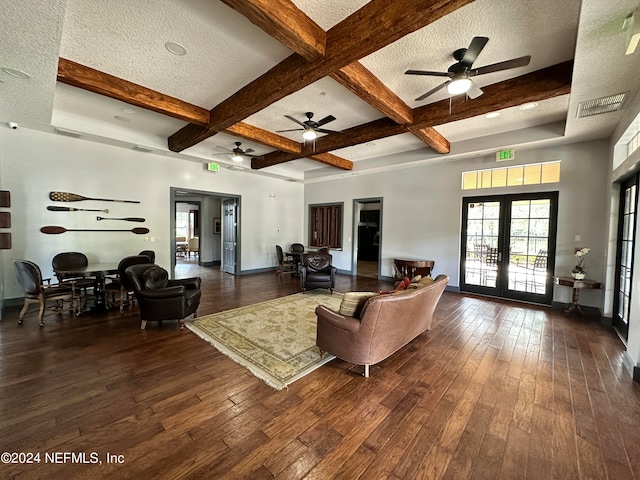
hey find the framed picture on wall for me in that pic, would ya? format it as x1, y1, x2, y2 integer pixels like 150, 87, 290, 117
214, 218, 221, 234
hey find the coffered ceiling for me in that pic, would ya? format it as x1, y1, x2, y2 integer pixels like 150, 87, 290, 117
2, 0, 639, 182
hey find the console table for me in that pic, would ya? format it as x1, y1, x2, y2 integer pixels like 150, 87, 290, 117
394, 258, 435, 280
553, 276, 602, 317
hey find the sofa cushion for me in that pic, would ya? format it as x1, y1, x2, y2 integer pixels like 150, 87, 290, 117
141, 265, 169, 290
339, 291, 378, 318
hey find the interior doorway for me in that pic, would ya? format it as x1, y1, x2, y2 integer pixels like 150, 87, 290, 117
170, 188, 240, 278
353, 198, 382, 279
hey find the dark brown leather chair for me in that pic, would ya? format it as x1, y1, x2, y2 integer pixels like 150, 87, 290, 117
299, 253, 337, 293
138, 250, 156, 263
105, 255, 153, 313
275, 245, 296, 275
125, 264, 201, 330
14, 260, 77, 327
52, 252, 95, 306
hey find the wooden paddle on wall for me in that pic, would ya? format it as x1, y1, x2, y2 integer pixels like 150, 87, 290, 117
47, 206, 109, 213
49, 191, 140, 204
40, 226, 149, 235
96, 216, 145, 222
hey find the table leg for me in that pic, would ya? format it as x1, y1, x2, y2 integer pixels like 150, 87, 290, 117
563, 287, 587, 317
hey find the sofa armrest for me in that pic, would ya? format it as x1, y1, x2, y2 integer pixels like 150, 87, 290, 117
315, 305, 361, 333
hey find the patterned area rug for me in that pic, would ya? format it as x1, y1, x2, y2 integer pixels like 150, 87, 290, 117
186, 291, 342, 390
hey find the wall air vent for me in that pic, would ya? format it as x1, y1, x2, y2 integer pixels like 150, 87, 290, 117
577, 93, 627, 118
227, 165, 245, 171
132, 145, 154, 153
54, 127, 83, 138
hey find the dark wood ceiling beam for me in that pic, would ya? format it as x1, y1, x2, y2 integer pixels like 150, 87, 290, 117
220, 0, 325, 62
330, 62, 413, 125
307, 153, 353, 170
169, 0, 475, 152
408, 126, 450, 154
252, 62, 573, 168
57, 58, 210, 127
224, 122, 301, 153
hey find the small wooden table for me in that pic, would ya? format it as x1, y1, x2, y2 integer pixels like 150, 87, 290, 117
553, 276, 602, 317
394, 258, 435, 280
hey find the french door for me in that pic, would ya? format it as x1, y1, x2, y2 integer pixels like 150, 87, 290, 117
613, 174, 638, 339
460, 192, 558, 304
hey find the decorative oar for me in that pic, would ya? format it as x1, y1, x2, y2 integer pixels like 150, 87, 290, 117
47, 206, 109, 213
40, 226, 149, 235
49, 191, 140, 204
96, 216, 145, 223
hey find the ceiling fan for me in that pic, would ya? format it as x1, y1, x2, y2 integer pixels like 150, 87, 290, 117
277, 112, 340, 140
405, 36, 531, 102
212, 142, 261, 162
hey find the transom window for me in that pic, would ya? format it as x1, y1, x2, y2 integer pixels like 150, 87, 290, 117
462, 161, 560, 190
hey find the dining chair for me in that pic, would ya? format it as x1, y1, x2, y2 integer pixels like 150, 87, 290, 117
14, 260, 78, 326
187, 237, 199, 258
52, 252, 95, 306
138, 250, 156, 263
105, 255, 153, 313
275, 245, 296, 276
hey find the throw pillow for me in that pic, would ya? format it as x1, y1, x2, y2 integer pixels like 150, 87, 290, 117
417, 275, 435, 286
395, 277, 411, 291
410, 274, 422, 283
141, 265, 169, 290
339, 291, 378, 318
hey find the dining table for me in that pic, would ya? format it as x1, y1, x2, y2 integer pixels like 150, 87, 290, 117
53, 263, 119, 313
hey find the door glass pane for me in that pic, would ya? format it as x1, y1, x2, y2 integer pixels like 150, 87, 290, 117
464, 201, 500, 288
508, 199, 550, 295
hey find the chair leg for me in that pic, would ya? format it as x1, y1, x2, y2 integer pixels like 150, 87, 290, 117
38, 297, 46, 327
363, 365, 370, 378
140, 320, 147, 330
179, 319, 185, 330
119, 287, 125, 314
18, 300, 30, 324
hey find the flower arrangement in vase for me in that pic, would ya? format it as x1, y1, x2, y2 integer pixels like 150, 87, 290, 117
571, 247, 590, 279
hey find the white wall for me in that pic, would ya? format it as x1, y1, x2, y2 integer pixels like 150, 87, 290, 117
305, 139, 610, 309
0, 127, 304, 301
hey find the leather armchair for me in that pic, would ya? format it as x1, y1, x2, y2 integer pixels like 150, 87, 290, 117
299, 253, 337, 293
125, 264, 201, 330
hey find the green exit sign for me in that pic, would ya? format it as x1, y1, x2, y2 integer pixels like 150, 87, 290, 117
496, 149, 515, 162
206, 162, 220, 172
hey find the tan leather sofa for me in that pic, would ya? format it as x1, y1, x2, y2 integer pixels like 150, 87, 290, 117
315, 274, 449, 377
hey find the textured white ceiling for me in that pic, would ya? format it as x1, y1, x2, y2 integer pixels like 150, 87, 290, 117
2, 0, 640, 181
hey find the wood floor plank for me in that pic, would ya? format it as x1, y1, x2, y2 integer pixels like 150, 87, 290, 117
2, 264, 638, 480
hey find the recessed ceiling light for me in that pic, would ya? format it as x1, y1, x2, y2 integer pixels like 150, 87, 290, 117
165, 42, 187, 56
114, 115, 130, 122
519, 102, 538, 111
485, 112, 501, 119
1, 67, 30, 79
122, 108, 135, 114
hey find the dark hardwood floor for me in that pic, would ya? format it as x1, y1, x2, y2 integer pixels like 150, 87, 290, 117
2, 263, 640, 479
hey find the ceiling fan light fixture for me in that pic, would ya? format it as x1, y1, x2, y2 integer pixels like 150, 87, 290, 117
446, 76, 472, 95
519, 102, 539, 111
231, 154, 243, 162
302, 128, 317, 140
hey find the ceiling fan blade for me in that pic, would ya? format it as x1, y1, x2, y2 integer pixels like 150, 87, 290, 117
415, 80, 449, 101
405, 69, 451, 77
467, 81, 483, 99
244, 148, 254, 154
276, 128, 304, 133
471, 55, 531, 76
284, 115, 307, 127
461, 36, 489, 67
316, 128, 341, 134
315, 115, 336, 127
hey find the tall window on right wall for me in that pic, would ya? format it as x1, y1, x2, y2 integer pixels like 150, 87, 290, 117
309, 203, 342, 249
